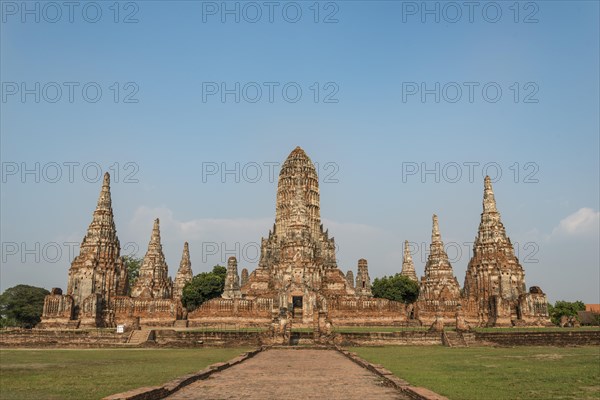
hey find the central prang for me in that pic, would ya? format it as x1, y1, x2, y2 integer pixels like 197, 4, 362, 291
236, 147, 360, 325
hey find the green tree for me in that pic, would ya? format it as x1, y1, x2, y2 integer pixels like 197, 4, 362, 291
371, 274, 420, 304
212, 265, 227, 281
0, 285, 50, 328
181, 265, 226, 311
123, 255, 143, 294
548, 300, 586, 325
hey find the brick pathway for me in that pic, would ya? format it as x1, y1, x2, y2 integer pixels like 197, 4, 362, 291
166, 348, 408, 400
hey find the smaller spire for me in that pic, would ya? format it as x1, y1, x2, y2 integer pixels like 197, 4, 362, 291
178, 242, 191, 273
173, 242, 193, 299
401, 240, 418, 282
150, 218, 161, 245
483, 176, 498, 213
355, 259, 372, 297
222, 256, 242, 299
95, 172, 113, 212
431, 214, 442, 244
240, 268, 249, 287
346, 270, 355, 289
404, 240, 412, 263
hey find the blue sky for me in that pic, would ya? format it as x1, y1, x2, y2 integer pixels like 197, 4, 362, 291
1, 1, 599, 303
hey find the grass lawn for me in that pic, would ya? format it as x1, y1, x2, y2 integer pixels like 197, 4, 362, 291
351, 346, 600, 400
0, 347, 250, 400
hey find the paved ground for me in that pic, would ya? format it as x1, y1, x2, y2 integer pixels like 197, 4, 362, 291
167, 349, 408, 400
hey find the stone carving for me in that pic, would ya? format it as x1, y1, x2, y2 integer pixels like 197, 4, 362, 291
400, 240, 418, 282
173, 242, 193, 300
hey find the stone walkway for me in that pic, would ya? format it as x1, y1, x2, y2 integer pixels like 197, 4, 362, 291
166, 349, 408, 400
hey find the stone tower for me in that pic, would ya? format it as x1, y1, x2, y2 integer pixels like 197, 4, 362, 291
418, 215, 461, 312
345, 270, 355, 289
463, 176, 549, 326
222, 256, 242, 299
400, 240, 418, 282
240, 268, 249, 287
130, 219, 173, 299
173, 242, 193, 300
65, 172, 128, 326
274, 146, 322, 242
355, 259, 372, 297
241, 146, 355, 323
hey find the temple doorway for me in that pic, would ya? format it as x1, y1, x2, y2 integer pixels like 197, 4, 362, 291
292, 296, 303, 319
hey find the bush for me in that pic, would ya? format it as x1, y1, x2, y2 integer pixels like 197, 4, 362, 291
181, 265, 226, 311
371, 274, 419, 304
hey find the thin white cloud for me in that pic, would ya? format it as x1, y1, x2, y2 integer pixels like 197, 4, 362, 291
550, 208, 600, 238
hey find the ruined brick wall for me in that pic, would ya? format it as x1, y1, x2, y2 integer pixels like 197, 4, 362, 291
38, 293, 74, 328
328, 298, 408, 325
113, 296, 178, 327
337, 331, 443, 346
152, 330, 263, 347
0, 329, 129, 347
187, 298, 273, 328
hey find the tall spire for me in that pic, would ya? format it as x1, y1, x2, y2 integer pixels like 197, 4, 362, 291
483, 176, 498, 213
65, 172, 128, 324
463, 176, 541, 326
400, 240, 418, 282
173, 242, 193, 300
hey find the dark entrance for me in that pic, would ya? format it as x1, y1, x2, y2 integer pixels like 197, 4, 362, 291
292, 296, 303, 319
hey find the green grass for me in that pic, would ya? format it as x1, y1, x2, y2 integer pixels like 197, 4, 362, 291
0, 347, 250, 400
351, 346, 600, 400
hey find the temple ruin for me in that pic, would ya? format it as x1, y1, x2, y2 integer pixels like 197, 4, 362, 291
40, 147, 549, 329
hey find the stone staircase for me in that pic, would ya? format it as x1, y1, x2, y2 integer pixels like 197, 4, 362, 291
127, 330, 153, 346
173, 320, 188, 328
442, 331, 468, 347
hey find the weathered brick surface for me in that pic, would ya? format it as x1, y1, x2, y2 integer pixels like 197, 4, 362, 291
0, 329, 128, 347
337, 331, 443, 346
